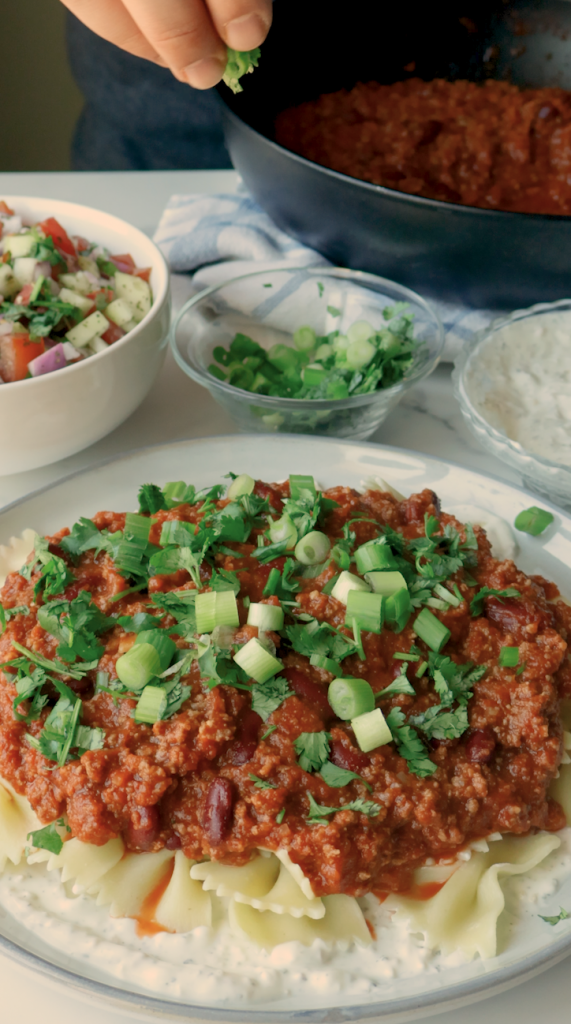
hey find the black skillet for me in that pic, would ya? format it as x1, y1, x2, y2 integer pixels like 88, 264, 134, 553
218, 0, 571, 308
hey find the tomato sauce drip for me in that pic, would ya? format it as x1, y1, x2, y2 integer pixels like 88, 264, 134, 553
134, 860, 175, 938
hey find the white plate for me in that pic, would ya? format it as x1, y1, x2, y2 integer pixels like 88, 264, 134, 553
0, 434, 570, 1024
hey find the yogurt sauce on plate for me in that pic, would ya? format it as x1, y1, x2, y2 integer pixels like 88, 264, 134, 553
1, 830, 571, 1010
464, 310, 571, 467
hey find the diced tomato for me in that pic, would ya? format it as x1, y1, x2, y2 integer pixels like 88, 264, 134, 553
14, 283, 34, 306
1, 252, 10, 264
86, 288, 114, 304
0, 334, 45, 382
38, 217, 76, 257
74, 236, 90, 252
0, 201, 14, 215
101, 323, 125, 345
134, 267, 152, 282
110, 253, 136, 274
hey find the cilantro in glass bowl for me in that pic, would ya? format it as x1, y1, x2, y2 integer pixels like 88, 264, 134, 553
170, 267, 443, 439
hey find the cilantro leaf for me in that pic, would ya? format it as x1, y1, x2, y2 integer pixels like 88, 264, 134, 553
306, 791, 380, 822
375, 670, 416, 698
285, 619, 356, 662
27, 818, 70, 856
117, 611, 164, 633
386, 707, 436, 777
470, 587, 521, 617
138, 483, 168, 514
294, 731, 331, 772
150, 590, 197, 638
37, 591, 114, 665
20, 534, 75, 599
539, 907, 570, 926
251, 675, 293, 721
59, 518, 118, 562
248, 774, 277, 790
319, 759, 372, 791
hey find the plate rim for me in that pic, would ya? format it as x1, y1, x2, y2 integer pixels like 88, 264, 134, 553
1, 432, 571, 1022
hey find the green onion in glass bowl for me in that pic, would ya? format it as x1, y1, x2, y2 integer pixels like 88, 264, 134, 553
170, 266, 444, 440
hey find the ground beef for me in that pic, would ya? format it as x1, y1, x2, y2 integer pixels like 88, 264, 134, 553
275, 78, 571, 215
0, 482, 567, 898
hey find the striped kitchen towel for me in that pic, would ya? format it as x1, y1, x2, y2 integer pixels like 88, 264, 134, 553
154, 190, 501, 360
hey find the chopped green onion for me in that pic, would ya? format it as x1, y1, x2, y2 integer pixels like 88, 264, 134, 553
413, 607, 451, 653
345, 590, 384, 633
415, 659, 428, 678
346, 338, 376, 370
116, 643, 161, 691
289, 474, 316, 499
365, 570, 407, 596
214, 590, 240, 628
227, 473, 256, 499
295, 531, 331, 565
426, 598, 450, 611
293, 326, 316, 353
262, 567, 282, 596
134, 630, 177, 671
499, 646, 519, 668
195, 591, 217, 633
385, 587, 413, 632
268, 514, 298, 549
134, 684, 168, 724
247, 602, 284, 631
233, 637, 283, 683
393, 651, 420, 662
310, 653, 342, 675
351, 707, 392, 752
330, 545, 351, 570
328, 677, 375, 720
355, 543, 397, 574
276, 807, 286, 824
268, 344, 300, 373
432, 583, 461, 608
352, 619, 365, 660
303, 365, 327, 387
514, 507, 554, 536
331, 570, 370, 605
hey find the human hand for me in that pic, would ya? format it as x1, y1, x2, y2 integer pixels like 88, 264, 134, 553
61, 0, 272, 89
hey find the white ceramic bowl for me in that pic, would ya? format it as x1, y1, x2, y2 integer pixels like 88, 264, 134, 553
0, 196, 170, 475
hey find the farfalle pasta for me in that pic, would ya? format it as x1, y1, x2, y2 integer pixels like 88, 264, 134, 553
0, 471, 570, 962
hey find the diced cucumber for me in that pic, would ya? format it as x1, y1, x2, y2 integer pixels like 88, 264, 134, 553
105, 298, 137, 330
114, 271, 151, 322
2, 233, 35, 257
89, 336, 109, 355
61, 341, 82, 362
0, 263, 20, 297
78, 255, 99, 276
13, 257, 39, 286
58, 287, 94, 315
66, 310, 109, 349
59, 271, 93, 294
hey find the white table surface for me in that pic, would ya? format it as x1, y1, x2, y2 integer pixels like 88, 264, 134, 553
0, 168, 560, 1024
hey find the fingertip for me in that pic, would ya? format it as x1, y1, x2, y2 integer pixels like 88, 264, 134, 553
224, 11, 271, 51
183, 55, 227, 89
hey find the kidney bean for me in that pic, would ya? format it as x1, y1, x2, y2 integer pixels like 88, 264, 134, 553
486, 599, 546, 636
204, 778, 236, 845
330, 737, 369, 773
282, 667, 331, 718
230, 709, 263, 765
165, 833, 182, 850
125, 805, 160, 851
254, 480, 284, 513
466, 729, 496, 764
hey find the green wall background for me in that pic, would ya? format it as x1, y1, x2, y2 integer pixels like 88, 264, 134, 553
1, 0, 83, 171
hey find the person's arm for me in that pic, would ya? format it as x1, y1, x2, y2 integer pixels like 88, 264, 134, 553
61, 0, 272, 89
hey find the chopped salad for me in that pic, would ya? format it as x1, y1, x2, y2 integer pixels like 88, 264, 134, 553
209, 306, 421, 401
0, 201, 153, 383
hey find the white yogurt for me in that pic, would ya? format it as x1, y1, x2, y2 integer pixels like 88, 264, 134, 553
465, 310, 571, 467
1, 830, 570, 1010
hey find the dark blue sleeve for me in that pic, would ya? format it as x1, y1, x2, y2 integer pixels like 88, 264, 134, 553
66, 12, 233, 170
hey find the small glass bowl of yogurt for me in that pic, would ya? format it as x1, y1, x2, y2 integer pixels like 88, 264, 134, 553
453, 298, 571, 507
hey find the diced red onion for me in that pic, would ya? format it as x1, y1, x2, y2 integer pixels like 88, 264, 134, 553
85, 271, 99, 285
34, 261, 52, 281
28, 343, 67, 377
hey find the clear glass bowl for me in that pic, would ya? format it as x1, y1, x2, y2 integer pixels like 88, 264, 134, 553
452, 298, 571, 507
170, 266, 444, 440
